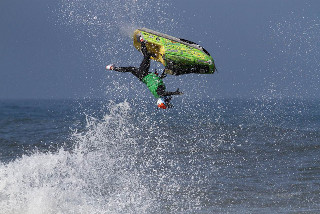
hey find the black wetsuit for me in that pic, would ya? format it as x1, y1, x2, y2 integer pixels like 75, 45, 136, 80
113, 42, 180, 97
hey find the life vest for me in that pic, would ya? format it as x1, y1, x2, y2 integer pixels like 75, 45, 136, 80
142, 73, 165, 98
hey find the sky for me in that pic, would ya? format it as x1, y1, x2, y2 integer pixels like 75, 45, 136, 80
1, 0, 320, 100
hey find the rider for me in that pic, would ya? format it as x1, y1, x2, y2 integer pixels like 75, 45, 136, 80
106, 35, 183, 109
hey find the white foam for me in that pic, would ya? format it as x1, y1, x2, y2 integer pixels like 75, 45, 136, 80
0, 101, 154, 214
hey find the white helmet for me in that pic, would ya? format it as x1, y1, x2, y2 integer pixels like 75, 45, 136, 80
157, 98, 167, 109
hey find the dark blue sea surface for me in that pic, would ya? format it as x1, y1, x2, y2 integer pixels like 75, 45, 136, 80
0, 98, 319, 213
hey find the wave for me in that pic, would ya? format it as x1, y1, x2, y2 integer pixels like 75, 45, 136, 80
0, 102, 155, 214
1, 98, 320, 213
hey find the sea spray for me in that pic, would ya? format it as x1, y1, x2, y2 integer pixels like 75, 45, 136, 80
0, 101, 154, 214
56, 0, 175, 65
55, 0, 177, 100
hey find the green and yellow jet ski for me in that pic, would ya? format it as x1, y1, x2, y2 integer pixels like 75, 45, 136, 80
133, 28, 216, 76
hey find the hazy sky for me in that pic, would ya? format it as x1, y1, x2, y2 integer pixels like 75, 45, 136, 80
1, 0, 320, 99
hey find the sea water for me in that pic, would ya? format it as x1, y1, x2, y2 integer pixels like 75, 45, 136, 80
0, 98, 319, 213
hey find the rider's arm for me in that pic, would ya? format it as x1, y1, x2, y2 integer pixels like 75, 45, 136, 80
157, 86, 183, 97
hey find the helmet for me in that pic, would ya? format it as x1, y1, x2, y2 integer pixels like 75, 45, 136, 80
157, 98, 167, 109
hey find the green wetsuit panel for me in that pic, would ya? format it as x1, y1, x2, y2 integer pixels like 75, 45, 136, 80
142, 73, 165, 98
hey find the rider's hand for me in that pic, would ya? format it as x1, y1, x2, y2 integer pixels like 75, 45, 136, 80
175, 88, 183, 95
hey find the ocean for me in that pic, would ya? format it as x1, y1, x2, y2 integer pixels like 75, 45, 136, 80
0, 98, 319, 213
